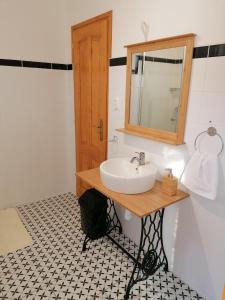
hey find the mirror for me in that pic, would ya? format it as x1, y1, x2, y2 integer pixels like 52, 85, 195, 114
130, 47, 184, 132
118, 34, 195, 144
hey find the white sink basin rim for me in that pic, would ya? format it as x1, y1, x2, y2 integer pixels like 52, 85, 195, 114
100, 157, 157, 194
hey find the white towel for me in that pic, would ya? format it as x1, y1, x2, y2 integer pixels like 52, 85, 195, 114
181, 150, 218, 200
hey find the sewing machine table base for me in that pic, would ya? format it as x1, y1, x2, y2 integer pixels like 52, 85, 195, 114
81, 199, 168, 299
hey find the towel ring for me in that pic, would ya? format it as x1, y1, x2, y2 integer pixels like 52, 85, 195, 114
194, 126, 224, 156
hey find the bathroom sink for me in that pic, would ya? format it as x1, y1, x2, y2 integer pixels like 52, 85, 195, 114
100, 157, 157, 194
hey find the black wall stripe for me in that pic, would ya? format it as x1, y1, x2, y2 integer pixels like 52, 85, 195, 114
0, 59, 72, 70
67, 64, 73, 70
193, 46, 208, 59
23, 61, 52, 69
52, 63, 68, 70
0, 43, 224, 69
109, 57, 127, 66
109, 43, 225, 66
209, 44, 225, 57
0, 59, 22, 67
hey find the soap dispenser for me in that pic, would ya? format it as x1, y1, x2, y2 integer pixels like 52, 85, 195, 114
162, 168, 178, 196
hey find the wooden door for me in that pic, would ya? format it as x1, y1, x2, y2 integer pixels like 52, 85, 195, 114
72, 11, 112, 196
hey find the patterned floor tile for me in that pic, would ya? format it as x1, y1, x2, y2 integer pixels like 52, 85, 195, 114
0, 193, 205, 300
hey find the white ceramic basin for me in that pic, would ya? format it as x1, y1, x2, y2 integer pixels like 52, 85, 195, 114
100, 157, 157, 194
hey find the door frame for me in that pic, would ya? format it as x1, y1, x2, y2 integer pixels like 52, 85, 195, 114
71, 11, 112, 195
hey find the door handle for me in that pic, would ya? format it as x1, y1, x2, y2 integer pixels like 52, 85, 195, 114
97, 119, 103, 141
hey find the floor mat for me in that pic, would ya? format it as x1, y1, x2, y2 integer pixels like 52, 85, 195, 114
0, 208, 32, 256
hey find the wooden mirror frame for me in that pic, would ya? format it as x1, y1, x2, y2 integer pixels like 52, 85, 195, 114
118, 33, 195, 145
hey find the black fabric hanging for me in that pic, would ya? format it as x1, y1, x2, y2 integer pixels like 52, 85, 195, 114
78, 188, 108, 240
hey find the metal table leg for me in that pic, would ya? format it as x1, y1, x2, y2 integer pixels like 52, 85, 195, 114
106, 199, 123, 235
124, 208, 168, 299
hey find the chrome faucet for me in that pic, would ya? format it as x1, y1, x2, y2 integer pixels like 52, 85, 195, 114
130, 152, 145, 166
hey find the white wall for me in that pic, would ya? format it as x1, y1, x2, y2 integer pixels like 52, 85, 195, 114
65, 0, 225, 59
173, 55, 225, 300
0, 0, 75, 207
0, 0, 67, 62
66, 1, 225, 299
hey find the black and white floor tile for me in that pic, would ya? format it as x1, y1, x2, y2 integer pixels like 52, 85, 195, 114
0, 193, 205, 300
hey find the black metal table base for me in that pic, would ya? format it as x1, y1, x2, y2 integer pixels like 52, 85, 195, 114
124, 209, 168, 299
81, 200, 168, 300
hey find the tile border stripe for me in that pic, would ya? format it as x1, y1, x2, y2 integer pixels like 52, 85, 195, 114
109, 43, 225, 66
0, 44, 224, 69
110, 57, 127, 66
0, 59, 22, 67
209, 44, 225, 57
0, 59, 72, 70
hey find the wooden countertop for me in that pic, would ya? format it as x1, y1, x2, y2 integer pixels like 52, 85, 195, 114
76, 168, 189, 218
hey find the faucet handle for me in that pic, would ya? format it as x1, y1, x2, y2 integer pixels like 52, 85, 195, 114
135, 151, 144, 155
136, 152, 145, 165
136, 151, 145, 158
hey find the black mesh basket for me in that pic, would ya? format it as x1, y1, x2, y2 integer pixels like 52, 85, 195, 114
78, 188, 108, 240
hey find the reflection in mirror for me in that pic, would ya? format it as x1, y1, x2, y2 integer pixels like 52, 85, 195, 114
130, 47, 185, 132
